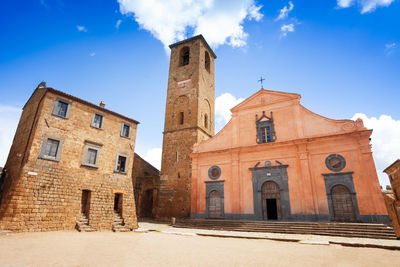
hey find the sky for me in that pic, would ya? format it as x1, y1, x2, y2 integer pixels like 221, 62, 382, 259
0, 0, 399, 187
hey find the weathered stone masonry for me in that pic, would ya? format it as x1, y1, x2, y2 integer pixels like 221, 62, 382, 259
157, 35, 216, 218
0, 83, 139, 232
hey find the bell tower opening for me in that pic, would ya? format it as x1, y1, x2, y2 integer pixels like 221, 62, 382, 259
157, 35, 217, 219
180, 46, 190, 66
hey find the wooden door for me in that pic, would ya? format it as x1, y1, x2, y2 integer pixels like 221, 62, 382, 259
208, 190, 222, 218
262, 181, 282, 220
81, 190, 91, 216
331, 185, 356, 222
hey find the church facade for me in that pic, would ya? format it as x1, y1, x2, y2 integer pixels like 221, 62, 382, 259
190, 89, 389, 223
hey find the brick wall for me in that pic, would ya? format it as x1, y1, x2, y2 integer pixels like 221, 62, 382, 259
384, 160, 400, 237
132, 153, 160, 218
157, 36, 216, 218
0, 86, 139, 232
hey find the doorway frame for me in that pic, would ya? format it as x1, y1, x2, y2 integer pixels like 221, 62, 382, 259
205, 180, 224, 218
251, 164, 291, 220
323, 172, 361, 222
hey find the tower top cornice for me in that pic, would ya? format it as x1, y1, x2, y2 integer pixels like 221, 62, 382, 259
169, 34, 217, 59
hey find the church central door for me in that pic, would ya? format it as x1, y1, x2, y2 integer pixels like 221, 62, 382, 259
208, 190, 222, 218
262, 181, 281, 220
331, 185, 356, 222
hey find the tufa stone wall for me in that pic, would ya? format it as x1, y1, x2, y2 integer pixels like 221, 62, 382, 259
132, 153, 160, 218
157, 35, 216, 218
384, 160, 400, 238
0, 85, 139, 232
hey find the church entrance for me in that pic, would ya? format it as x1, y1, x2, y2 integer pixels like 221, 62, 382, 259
262, 181, 281, 220
331, 185, 356, 222
208, 190, 222, 218
81, 190, 91, 217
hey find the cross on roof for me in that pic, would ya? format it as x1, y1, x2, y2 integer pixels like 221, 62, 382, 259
258, 76, 265, 89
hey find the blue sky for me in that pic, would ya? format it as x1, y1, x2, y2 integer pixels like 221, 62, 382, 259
0, 0, 399, 186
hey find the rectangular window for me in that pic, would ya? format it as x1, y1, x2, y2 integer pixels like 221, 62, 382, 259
82, 145, 100, 168
115, 155, 127, 173
121, 123, 130, 138
179, 112, 184, 125
39, 137, 63, 162
45, 138, 60, 157
260, 126, 272, 143
87, 148, 97, 165
52, 99, 71, 118
92, 113, 103, 129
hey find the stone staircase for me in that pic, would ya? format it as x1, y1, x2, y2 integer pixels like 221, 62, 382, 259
76, 214, 96, 232
112, 212, 130, 232
174, 219, 398, 240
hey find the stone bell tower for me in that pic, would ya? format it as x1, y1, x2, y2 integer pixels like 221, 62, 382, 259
157, 35, 216, 218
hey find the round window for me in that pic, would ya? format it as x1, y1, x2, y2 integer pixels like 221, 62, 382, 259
208, 166, 221, 180
325, 154, 346, 172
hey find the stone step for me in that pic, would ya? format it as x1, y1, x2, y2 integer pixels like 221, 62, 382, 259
176, 223, 395, 233
178, 222, 394, 231
178, 226, 394, 237
112, 225, 130, 232
174, 219, 397, 240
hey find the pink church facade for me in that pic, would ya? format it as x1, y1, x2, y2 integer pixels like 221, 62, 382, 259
190, 89, 388, 223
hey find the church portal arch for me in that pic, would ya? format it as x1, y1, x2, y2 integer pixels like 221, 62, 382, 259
261, 181, 282, 220
331, 184, 357, 222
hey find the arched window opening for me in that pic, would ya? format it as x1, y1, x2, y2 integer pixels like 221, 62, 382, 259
180, 47, 190, 66
205, 51, 210, 72
204, 113, 208, 129
179, 111, 184, 125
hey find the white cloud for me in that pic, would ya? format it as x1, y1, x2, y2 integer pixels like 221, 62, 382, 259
117, 0, 263, 50
276, 1, 294, 21
352, 113, 400, 187
280, 23, 295, 37
143, 147, 162, 170
215, 93, 245, 132
116, 19, 122, 29
89, 52, 96, 57
337, 0, 355, 8
385, 42, 397, 55
337, 0, 396, 13
77, 25, 88, 32
0, 105, 22, 167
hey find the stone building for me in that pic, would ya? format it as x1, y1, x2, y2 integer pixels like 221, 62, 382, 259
190, 89, 389, 223
132, 153, 160, 218
0, 83, 139, 232
157, 35, 216, 218
383, 160, 400, 237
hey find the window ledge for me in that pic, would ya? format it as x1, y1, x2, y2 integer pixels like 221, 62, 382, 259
120, 135, 130, 139
81, 164, 99, 169
90, 125, 103, 130
38, 155, 59, 162
114, 171, 127, 175
51, 113, 69, 120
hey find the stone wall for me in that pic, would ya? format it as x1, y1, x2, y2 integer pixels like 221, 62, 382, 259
0, 86, 139, 232
157, 35, 216, 218
132, 153, 160, 218
384, 160, 400, 237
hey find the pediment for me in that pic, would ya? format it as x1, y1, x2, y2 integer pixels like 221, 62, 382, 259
231, 89, 300, 112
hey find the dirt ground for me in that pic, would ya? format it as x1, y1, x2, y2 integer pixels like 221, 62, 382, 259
0, 231, 399, 267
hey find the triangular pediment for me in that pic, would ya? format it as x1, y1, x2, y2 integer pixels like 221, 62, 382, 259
231, 89, 301, 112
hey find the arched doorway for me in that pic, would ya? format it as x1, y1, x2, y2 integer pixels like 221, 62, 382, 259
331, 185, 356, 222
261, 181, 282, 220
208, 190, 222, 218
